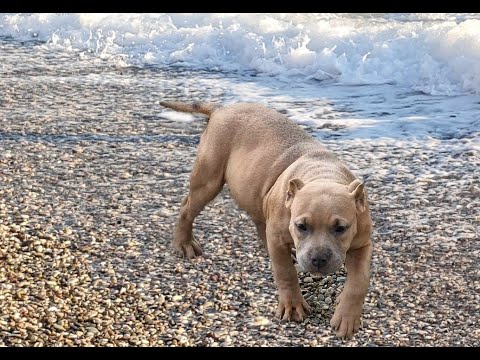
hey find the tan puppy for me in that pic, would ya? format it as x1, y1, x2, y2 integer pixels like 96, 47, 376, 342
161, 101, 373, 339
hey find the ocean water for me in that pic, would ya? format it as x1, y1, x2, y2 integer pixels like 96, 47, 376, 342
1, 13, 479, 140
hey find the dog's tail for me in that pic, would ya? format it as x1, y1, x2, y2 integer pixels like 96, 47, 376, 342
159, 101, 219, 116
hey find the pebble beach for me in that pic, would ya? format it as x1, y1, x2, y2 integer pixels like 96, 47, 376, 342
1, 108, 479, 346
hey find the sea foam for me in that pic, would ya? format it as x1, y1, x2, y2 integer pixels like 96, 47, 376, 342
1, 13, 480, 96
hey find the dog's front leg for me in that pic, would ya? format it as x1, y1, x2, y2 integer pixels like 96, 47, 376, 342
266, 223, 311, 322
330, 242, 372, 339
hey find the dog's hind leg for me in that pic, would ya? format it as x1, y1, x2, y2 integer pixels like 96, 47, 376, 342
173, 140, 225, 259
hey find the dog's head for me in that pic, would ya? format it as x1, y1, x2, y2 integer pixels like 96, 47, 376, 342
285, 178, 366, 275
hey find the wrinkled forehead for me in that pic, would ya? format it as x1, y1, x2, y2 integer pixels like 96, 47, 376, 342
292, 186, 356, 221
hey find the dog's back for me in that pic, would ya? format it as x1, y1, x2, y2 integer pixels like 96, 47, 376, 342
160, 101, 331, 218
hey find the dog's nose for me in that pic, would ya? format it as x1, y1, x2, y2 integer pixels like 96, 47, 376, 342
312, 256, 327, 268
311, 248, 332, 269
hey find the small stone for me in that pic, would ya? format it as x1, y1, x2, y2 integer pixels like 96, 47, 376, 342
325, 297, 332, 305
470, 185, 480, 197
304, 277, 313, 283
178, 336, 189, 345
25, 323, 38, 332
86, 327, 99, 335
53, 324, 65, 332
254, 317, 270, 326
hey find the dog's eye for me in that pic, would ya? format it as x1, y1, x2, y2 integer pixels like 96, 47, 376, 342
335, 225, 347, 234
296, 222, 308, 233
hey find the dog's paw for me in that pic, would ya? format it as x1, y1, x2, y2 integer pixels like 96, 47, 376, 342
330, 302, 362, 340
275, 292, 311, 322
173, 236, 203, 259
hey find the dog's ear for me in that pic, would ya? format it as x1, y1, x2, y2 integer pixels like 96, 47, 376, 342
348, 179, 366, 213
285, 178, 304, 208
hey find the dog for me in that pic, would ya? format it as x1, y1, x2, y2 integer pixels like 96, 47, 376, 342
160, 101, 373, 339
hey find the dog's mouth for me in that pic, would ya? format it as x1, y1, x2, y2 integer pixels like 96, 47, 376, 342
297, 258, 342, 277
295, 261, 329, 277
